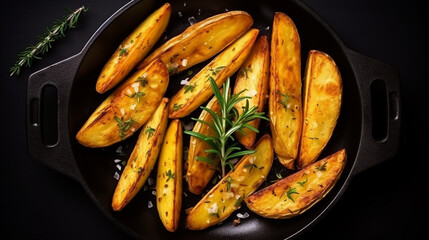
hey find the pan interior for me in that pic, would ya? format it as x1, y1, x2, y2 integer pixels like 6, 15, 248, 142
68, 0, 361, 239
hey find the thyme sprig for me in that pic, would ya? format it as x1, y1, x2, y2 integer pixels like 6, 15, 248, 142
10, 6, 88, 76
184, 76, 269, 177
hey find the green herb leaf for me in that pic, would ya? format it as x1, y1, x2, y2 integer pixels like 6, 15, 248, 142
166, 169, 176, 182
277, 91, 290, 110
226, 176, 232, 192
114, 116, 136, 139
184, 83, 196, 93
145, 126, 156, 139
297, 177, 308, 187
172, 103, 182, 112
286, 188, 299, 202
315, 162, 327, 171
136, 76, 148, 86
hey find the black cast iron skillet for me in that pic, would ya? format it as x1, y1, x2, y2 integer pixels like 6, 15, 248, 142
26, 0, 401, 239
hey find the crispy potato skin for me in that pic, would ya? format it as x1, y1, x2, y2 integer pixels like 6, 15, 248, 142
269, 12, 302, 169
233, 35, 270, 149
168, 28, 259, 119
112, 98, 169, 211
245, 149, 346, 219
76, 59, 169, 148
297, 50, 342, 169
185, 95, 221, 195
185, 134, 273, 230
137, 11, 253, 74
156, 119, 183, 232
96, 3, 171, 93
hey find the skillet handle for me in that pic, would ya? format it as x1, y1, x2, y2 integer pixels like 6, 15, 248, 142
27, 54, 83, 182
346, 48, 401, 175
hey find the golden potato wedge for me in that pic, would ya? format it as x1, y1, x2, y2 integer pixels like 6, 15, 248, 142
269, 12, 302, 169
76, 59, 169, 148
112, 98, 169, 211
185, 134, 273, 230
245, 149, 346, 219
168, 28, 259, 119
96, 3, 171, 93
136, 10, 253, 74
185, 95, 221, 195
297, 50, 342, 169
233, 35, 270, 149
156, 119, 183, 232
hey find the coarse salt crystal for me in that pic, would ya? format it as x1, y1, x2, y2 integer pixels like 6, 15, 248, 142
316, 171, 323, 178
126, 89, 132, 95
180, 78, 190, 85
148, 201, 153, 208
114, 159, 121, 163
237, 212, 249, 219
116, 146, 123, 153
116, 164, 122, 171
182, 58, 188, 67
120, 108, 125, 116
152, 190, 156, 196
207, 203, 218, 214
188, 16, 196, 26
113, 172, 120, 180
130, 103, 137, 110
178, 11, 183, 17
184, 2, 187, 6
148, 177, 155, 186
243, 168, 248, 172
198, 9, 201, 15
265, 26, 270, 30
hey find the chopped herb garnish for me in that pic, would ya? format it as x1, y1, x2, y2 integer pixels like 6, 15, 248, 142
119, 45, 128, 56
187, 70, 193, 75
114, 116, 136, 139
209, 211, 220, 218
244, 163, 258, 173
297, 177, 308, 187
241, 67, 251, 78
172, 103, 182, 111
286, 188, 299, 202
226, 176, 232, 192
136, 76, 148, 87
234, 196, 244, 207
315, 162, 327, 171
271, 173, 283, 183
207, 65, 226, 76
168, 65, 178, 74
130, 39, 134, 44
277, 91, 290, 110
145, 126, 156, 139
128, 91, 145, 102
166, 169, 176, 182
136, 167, 143, 173
121, 160, 127, 166
184, 83, 196, 93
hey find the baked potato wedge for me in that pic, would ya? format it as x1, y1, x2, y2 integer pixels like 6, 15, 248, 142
96, 3, 171, 93
269, 12, 302, 169
233, 35, 270, 149
156, 119, 183, 232
185, 95, 221, 195
185, 134, 273, 230
112, 98, 169, 211
245, 149, 346, 219
137, 10, 253, 74
76, 59, 169, 148
168, 28, 259, 118
297, 50, 342, 169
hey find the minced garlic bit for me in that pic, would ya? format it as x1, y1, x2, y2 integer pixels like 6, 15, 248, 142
116, 164, 122, 171
248, 89, 258, 97
188, 16, 196, 26
182, 58, 188, 67
120, 108, 125, 116
180, 78, 190, 85
207, 203, 218, 214
114, 159, 121, 163
113, 172, 120, 180
131, 82, 140, 93
126, 89, 133, 95
152, 190, 156, 196
130, 103, 137, 110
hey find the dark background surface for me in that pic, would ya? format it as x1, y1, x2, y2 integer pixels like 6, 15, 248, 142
0, 0, 426, 239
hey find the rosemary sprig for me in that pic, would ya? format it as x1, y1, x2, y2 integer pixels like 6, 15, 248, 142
10, 6, 88, 76
184, 76, 269, 177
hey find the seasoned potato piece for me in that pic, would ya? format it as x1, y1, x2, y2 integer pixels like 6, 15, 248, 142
297, 50, 342, 169
137, 11, 253, 74
76, 59, 169, 148
156, 119, 183, 232
112, 98, 169, 211
168, 28, 259, 119
185, 95, 221, 195
269, 12, 302, 169
185, 134, 273, 230
233, 35, 269, 149
245, 149, 346, 219
96, 3, 171, 93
